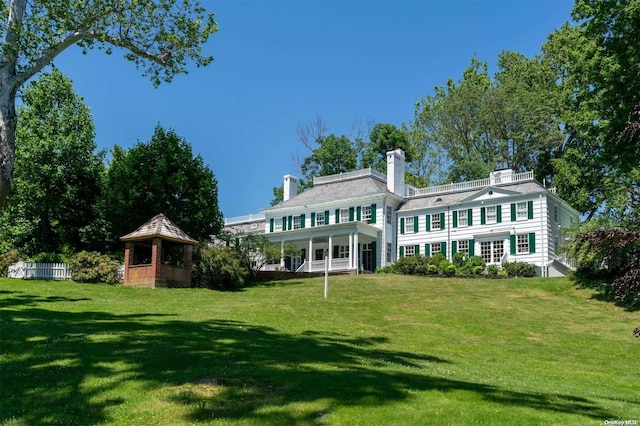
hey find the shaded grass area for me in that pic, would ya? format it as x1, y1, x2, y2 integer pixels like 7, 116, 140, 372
0, 276, 638, 425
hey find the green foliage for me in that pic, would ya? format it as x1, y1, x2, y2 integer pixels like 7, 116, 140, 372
503, 261, 537, 278
32, 253, 65, 264
193, 245, 248, 290
457, 255, 486, 275
375, 265, 396, 274
69, 251, 120, 284
361, 123, 412, 172
0, 69, 105, 255
487, 264, 500, 276
0, 250, 21, 277
103, 125, 223, 247
300, 134, 358, 188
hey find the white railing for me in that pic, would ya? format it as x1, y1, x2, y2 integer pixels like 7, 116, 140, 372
293, 259, 353, 273
7, 262, 72, 280
314, 168, 387, 185
224, 213, 266, 226
411, 170, 535, 198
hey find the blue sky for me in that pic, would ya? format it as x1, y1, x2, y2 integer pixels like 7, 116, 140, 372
50, 0, 575, 219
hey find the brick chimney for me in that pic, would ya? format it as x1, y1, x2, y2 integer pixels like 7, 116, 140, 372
386, 148, 405, 196
283, 175, 298, 201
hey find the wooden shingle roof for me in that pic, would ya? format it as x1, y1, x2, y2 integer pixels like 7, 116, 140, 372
120, 213, 197, 244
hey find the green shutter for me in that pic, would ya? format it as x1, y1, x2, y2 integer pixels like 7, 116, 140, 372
497, 205, 502, 223
333, 245, 339, 258
528, 201, 534, 219
469, 239, 475, 256
311, 212, 315, 227
335, 209, 340, 224
415, 245, 420, 256
325, 210, 329, 225
288, 216, 292, 230
529, 233, 536, 253
452, 240, 458, 255
400, 217, 405, 234
371, 204, 376, 224
425, 243, 430, 257
481, 207, 486, 225
300, 214, 305, 229
441, 242, 447, 257
349, 207, 354, 221
357, 206, 361, 221
399, 246, 404, 257
511, 203, 516, 221
413, 216, 419, 233
440, 212, 445, 230
468, 208, 473, 226
270, 218, 274, 232
453, 211, 458, 228
282, 217, 286, 231
510, 234, 516, 255
426, 215, 431, 232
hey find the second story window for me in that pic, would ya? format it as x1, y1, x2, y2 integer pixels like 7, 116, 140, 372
486, 206, 497, 223
340, 208, 350, 223
431, 213, 441, 230
457, 209, 467, 227
517, 202, 528, 220
293, 215, 302, 230
316, 211, 325, 226
386, 206, 392, 224
405, 216, 415, 233
361, 205, 372, 223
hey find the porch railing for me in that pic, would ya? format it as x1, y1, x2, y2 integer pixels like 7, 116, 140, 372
295, 258, 352, 273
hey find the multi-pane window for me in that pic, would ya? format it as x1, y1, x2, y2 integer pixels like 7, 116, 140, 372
431, 214, 441, 230
493, 240, 504, 262
486, 206, 497, 223
554, 206, 558, 222
316, 212, 325, 226
457, 240, 469, 255
481, 240, 503, 263
386, 206, 392, 224
338, 245, 350, 258
517, 234, 530, 254
404, 245, 415, 257
405, 216, 415, 233
293, 215, 302, 230
517, 202, 528, 220
340, 208, 350, 223
431, 242, 441, 255
361, 205, 372, 223
458, 209, 468, 227
274, 220, 282, 232
480, 241, 492, 263
386, 243, 392, 263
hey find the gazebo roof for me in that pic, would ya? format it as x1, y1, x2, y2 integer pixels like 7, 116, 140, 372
120, 213, 197, 244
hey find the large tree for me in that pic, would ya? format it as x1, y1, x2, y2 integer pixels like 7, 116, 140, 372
103, 125, 223, 246
0, 69, 104, 255
0, 0, 217, 208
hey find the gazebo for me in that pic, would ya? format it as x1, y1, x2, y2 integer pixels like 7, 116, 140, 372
120, 213, 197, 288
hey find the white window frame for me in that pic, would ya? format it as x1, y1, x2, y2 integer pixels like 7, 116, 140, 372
316, 211, 325, 226
405, 216, 415, 233
431, 214, 441, 230
486, 206, 497, 224
517, 202, 528, 221
493, 240, 504, 262
338, 245, 350, 259
293, 215, 302, 230
457, 240, 469, 255
274, 220, 282, 232
404, 245, 415, 257
340, 208, 350, 223
361, 205, 372, 224
517, 234, 530, 254
386, 242, 392, 263
457, 209, 468, 227
386, 206, 392, 224
431, 242, 441, 255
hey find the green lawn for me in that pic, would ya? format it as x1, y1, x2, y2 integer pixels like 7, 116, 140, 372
1, 275, 638, 425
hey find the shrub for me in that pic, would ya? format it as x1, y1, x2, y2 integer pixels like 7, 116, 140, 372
503, 261, 536, 278
473, 265, 484, 275
69, 251, 120, 284
193, 246, 247, 290
0, 250, 22, 277
487, 265, 499, 276
426, 264, 438, 275
458, 255, 486, 275
443, 264, 456, 276
32, 252, 65, 263
375, 265, 395, 274
393, 255, 426, 275
452, 252, 467, 268
438, 259, 454, 275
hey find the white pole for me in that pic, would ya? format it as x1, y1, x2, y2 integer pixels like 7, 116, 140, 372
324, 256, 329, 299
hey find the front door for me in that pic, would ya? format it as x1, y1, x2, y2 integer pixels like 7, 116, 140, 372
315, 248, 325, 261
361, 243, 374, 272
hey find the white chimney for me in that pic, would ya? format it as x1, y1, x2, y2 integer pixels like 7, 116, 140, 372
386, 148, 405, 196
283, 175, 298, 201
490, 168, 514, 185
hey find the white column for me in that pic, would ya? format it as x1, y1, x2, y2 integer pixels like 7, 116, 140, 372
280, 240, 285, 268
328, 234, 333, 271
354, 232, 359, 272
348, 233, 354, 268
308, 237, 313, 268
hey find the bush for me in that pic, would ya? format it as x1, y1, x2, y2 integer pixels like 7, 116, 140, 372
426, 264, 438, 275
443, 264, 456, 276
32, 252, 65, 263
69, 251, 120, 284
473, 265, 484, 275
393, 255, 428, 275
193, 246, 247, 290
452, 252, 467, 268
503, 261, 536, 277
375, 265, 395, 274
0, 250, 22, 277
487, 265, 499, 276
438, 259, 454, 275
458, 255, 486, 275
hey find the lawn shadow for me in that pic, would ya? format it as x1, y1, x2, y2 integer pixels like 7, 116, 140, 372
1, 299, 614, 424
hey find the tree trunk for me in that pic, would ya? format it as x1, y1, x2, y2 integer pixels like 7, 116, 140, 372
0, 69, 18, 209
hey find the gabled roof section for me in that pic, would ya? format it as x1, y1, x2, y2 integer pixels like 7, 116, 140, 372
264, 176, 391, 211
120, 213, 197, 244
460, 186, 522, 202
398, 181, 546, 212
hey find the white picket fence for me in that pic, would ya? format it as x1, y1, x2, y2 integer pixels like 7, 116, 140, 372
7, 262, 72, 280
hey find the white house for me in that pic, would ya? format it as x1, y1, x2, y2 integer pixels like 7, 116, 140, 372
224, 149, 579, 276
